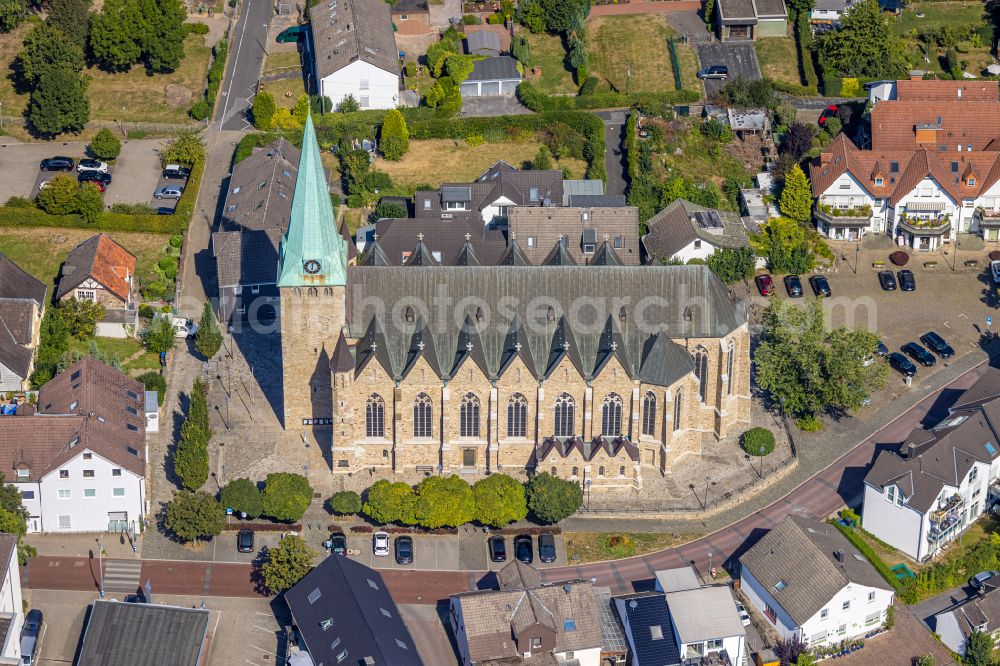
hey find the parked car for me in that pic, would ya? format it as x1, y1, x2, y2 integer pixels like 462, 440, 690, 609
373, 531, 390, 557
538, 533, 556, 563
888, 352, 917, 377
487, 535, 506, 563
236, 529, 254, 553
163, 164, 191, 179
970, 570, 1000, 590
809, 275, 831, 297
329, 532, 347, 555
902, 342, 936, 367
170, 317, 198, 339
79, 171, 111, 186
783, 274, 803, 297
394, 536, 413, 565
736, 603, 751, 626
898, 269, 916, 291
40, 156, 73, 171
877, 270, 897, 291
514, 535, 533, 564
920, 331, 955, 359
697, 65, 728, 80
154, 184, 184, 199
77, 159, 108, 173
754, 274, 774, 296
124, 593, 145, 603
991, 260, 1000, 285
818, 104, 838, 126
20, 609, 42, 666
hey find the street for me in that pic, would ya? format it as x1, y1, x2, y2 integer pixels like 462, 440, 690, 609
217, 0, 273, 130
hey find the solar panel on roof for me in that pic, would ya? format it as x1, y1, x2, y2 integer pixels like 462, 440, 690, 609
693, 211, 723, 229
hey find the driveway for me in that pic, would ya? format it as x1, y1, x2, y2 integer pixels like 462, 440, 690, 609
696, 41, 760, 99
909, 584, 977, 630
105, 139, 168, 206
593, 110, 628, 196
217, 0, 273, 130
666, 10, 712, 43
459, 95, 531, 117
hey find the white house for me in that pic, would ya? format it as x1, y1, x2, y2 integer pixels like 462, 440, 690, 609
641, 199, 763, 266
739, 516, 894, 647
862, 369, 1000, 561
810, 0, 855, 24
933, 577, 1000, 656
0, 254, 46, 393
0, 534, 24, 665
0, 357, 146, 535
309, 0, 400, 110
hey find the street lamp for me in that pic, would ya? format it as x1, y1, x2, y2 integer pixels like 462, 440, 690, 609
854, 242, 860, 275
704, 475, 711, 509
98, 535, 105, 597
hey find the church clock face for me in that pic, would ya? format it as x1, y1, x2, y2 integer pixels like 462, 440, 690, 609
303, 259, 322, 275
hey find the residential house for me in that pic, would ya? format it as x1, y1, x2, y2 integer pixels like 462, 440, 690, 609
390, 0, 430, 32
56, 234, 137, 338
868, 78, 1000, 109
809, 0, 858, 24
508, 206, 641, 265
714, 0, 787, 40
934, 575, 1000, 656
862, 368, 1000, 561
460, 56, 522, 98
0, 357, 146, 534
310, 0, 400, 110
641, 199, 761, 265
614, 593, 682, 666
594, 586, 630, 665
0, 254, 46, 392
363, 217, 509, 265
449, 560, 603, 665
77, 600, 210, 666
285, 554, 424, 665
738, 515, 894, 647
0, 535, 25, 665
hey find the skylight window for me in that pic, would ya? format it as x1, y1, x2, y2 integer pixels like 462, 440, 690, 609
564, 619, 576, 631
650, 625, 663, 640
367, 578, 379, 590
395, 639, 408, 650
986, 443, 997, 456
775, 580, 787, 591
308, 587, 322, 604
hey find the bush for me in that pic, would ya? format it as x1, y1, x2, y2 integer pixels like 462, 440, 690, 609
137, 303, 157, 319
404, 61, 416, 78
189, 100, 211, 121
374, 200, 406, 219
487, 12, 504, 24
220, 478, 264, 519
260, 534, 316, 593
796, 415, 824, 432
262, 473, 313, 522
165, 490, 225, 542
75, 184, 104, 224
741, 427, 776, 457
89, 127, 122, 161
169, 233, 184, 248
327, 490, 362, 515
137, 371, 166, 406
36, 175, 78, 215
379, 109, 410, 160
184, 21, 210, 34
579, 76, 598, 96
526, 472, 583, 524
473, 474, 527, 527
461, 13, 481, 23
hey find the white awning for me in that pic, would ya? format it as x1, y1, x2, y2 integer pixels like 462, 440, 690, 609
905, 201, 946, 212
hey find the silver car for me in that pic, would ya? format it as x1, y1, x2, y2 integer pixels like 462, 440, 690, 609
373, 531, 390, 556
154, 184, 184, 199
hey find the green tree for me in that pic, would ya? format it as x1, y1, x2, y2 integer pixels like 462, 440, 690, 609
15, 23, 84, 87
88, 0, 143, 71
414, 475, 475, 528
48, 0, 92, 47
755, 298, 887, 420
363, 479, 418, 525
260, 534, 316, 593
252, 91, 276, 130
815, 0, 908, 80
779, 165, 813, 224
30, 309, 70, 387
374, 200, 406, 219
966, 630, 992, 666
165, 490, 225, 541
539, 0, 589, 33
138, 371, 167, 406
220, 478, 263, 518
379, 109, 410, 161
194, 302, 222, 359
532, 145, 553, 170
913, 655, 934, 666
162, 130, 206, 165
143, 316, 175, 353
327, 490, 362, 515
36, 174, 80, 214
704, 0, 715, 28
0, 0, 27, 32
292, 93, 310, 126
140, 0, 186, 72
718, 77, 778, 109
511, 35, 532, 66
516, 0, 546, 33
706, 247, 756, 285
27, 66, 90, 137
473, 474, 528, 527
526, 472, 583, 524
741, 427, 776, 457
76, 182, 104, 224
262, 473, 313, 522
336, 94, 359, 113
444, 53, 475, 82
0, 473, 34, 564
785, 0, 814, 15
89, 127, 122, 160
749, 217, 831, 275
426, 40, 457, 77
59, 298, 106, 338
174, 378, 211, 490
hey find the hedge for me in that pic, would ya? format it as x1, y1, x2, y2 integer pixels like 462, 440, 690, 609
516, 81, 699, 113
191, 39, 229, 120
667, 38, 683, 91
771, 79, 817, 97
831, 521, 914, 601
794, 12, 819, 92
625, 110, 639, 182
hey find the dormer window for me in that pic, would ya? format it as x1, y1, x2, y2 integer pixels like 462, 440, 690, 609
15, 468, 28, 478
969, 178, 977, 186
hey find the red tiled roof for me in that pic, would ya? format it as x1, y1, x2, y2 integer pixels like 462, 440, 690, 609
57, 234, 136, 303
895, 79, 999, 102
871, 100, 1000, 151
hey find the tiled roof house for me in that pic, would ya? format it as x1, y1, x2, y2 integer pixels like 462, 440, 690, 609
56, 235, 138, 338
0, 253, 46, 391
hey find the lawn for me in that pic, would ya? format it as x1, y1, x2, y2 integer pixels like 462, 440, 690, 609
67, 335, 158, 374
891, 2, 993, 76
262, 50, 302, 75
373, 139, 588, 191
756, 37, 804, 88
585, 14, 700, 94
564, 532, 698, 563
261, 74, 307, 110
522, 32, 578, 95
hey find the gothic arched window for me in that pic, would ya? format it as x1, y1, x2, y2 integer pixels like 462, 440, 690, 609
460, 393, 480, 438
641, 391, 656, 437
413, 393, 432, 438
673, 389, 683, 432
601, 393, 623, 437
507, 393, 527, 438
727, 340, 736, 396
554, 393, 575, 438
693, 346, 709, 402
365, 394, 385, 438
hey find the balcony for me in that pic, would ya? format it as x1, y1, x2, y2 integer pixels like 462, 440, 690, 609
897, 215, 951, 236
682, 650, 732, 666
928, 494, 965, 542
815, 203, 873, 227
976, 208, 1000, 228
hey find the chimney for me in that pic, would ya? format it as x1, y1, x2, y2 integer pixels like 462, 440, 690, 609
905, 443, 916, 458
834, 550, 845, 563
820, 152, 831, 166
910, 73, 922, 81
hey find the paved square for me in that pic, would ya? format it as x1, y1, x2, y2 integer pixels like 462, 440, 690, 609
696, 42, 760, 98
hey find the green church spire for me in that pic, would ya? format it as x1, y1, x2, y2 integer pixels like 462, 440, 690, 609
277, 113, 347, 287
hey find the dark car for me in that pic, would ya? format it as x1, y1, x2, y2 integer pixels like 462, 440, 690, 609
79, 170, 112, 185
394, 536, 413, 565
329, 532, 347, 555
538, 533, 556, 563
20, 609, 41, 665
514, 535, 533, 564
755, 274, 774, 296
877, 270, 897, 291
920, 331, 955, 359
163, 164, 192, 179
40, 156, 73, 171
784, 274, 803, 297
697, 65, 728, 80
902, 342, 936, 367
898, 269, 916, 291
970, 570, 1000, 590
809, 275, 832, 297
237, 529, 254, 553
876, 340, 889, 357
124, 593, 145, 603
488, 535, 506, 562
889, 351, 917, 377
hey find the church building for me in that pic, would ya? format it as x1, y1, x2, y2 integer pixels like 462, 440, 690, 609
275, 116, 752, 491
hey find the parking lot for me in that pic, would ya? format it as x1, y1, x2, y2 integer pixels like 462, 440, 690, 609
696, 41, 760, 98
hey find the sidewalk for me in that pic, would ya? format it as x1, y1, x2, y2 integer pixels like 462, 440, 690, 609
24, 533, 140, 559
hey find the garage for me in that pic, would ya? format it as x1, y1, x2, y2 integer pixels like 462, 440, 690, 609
459, 55, 522, 98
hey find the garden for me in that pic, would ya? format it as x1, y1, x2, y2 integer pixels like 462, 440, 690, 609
891, 1, 993, 79
584, 15, 699, 95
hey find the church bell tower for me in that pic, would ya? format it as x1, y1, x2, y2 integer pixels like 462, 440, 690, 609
276, 113, 348, 430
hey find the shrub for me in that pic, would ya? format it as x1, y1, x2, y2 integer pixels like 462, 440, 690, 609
526, 472, 583, 524
185, 21, 210, 34
461, 13, 480, 23
220, 478, 264, 519
110, 202, 156, 215
169, 233, 184, 248
579, 76, 598, 96
327, 490, 362, 515
260, 534, 316, 593
473, 474, 527, 527
379, 109, 410, 160
5, 197, 34, 208
89, 127, 122, 161
840, 77, 862, 97
262, 473, 313, 522
137, 371, 166, 406
138, 303, 157, 319
189, 100, 211, 121
741, 427, 776, 457
374, 200, 406, 219
487, 12, 503, 24
35, 175, 78, 215
165, 490, 225, 542
404, 61, 416, 78
796, 415, 824, 432
75, 184, 104, 224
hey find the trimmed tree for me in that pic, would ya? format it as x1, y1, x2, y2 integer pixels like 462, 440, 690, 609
779, 164, 812, 224
220, 478, 263, 518
706, 247, 755, 285
138, 371, 167, 406
260, 534, 316, 593
76, 183, 104, 224
327, 490, 362, 516
526, 472, 583, 524
473, 474, 528, 527
252, 91, 276, 130
28, 66, 90, 137
144, 316, 175, 353
741, 427, 776, 457
195, 302, 222, 359
414, 475, 475, 528
36, 175, 81, 214
379, 109, 410, 161
162, 130, 207, 165
89, 128, 122, 161
174, 378, 211, 490
165, 490, 225, 541
363, 480, 417, 525
262, 473, 313, 522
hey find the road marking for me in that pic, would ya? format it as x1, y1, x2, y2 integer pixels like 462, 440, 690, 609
254, 624, 276, 634
943, 320, 951, 328
250, 645, 278, 657
219, 0, 256, 128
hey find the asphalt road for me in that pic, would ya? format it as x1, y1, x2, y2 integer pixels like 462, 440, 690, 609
696, 41, 760, 99
217, 0, 273, 130
594, 110, 628, 197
